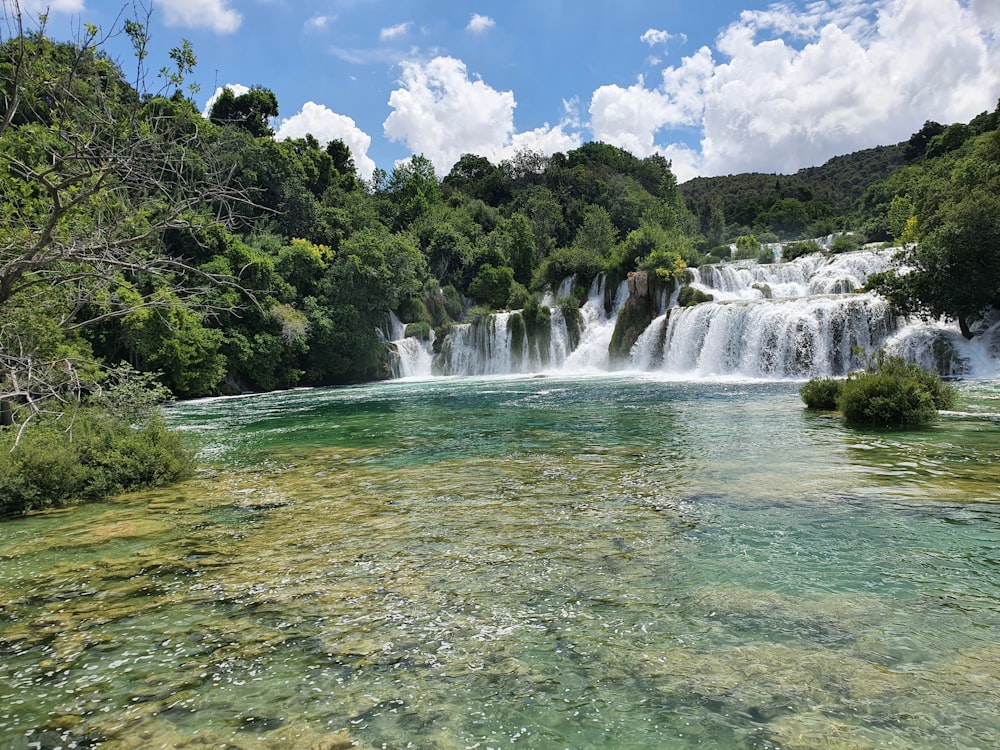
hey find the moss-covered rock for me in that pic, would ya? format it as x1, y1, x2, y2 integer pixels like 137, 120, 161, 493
677, 285, 714, 307
608, 271, 672, 364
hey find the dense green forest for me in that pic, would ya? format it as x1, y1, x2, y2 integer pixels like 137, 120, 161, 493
1, 17, 998, 512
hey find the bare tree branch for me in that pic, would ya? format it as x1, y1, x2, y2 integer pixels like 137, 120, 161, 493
0, 2, 262, 429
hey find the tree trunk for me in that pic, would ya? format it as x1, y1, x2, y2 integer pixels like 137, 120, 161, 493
0, 399, 12, 427
958, 315, 974, 340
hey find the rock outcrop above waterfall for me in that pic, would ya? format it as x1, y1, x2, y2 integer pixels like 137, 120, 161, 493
609, 271, 670, 365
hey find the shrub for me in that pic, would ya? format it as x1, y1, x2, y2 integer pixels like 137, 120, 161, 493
757, 246, 775, 264
468, 263, 515, 309
507, 281, 532, 310
560, 298, 583, 349
396, 296, 430, 325
536, 246, 603, 290
830, 233, 863, 254
837, 355, 956, 428
733, 235, 761, 260
783, 240, 823, 262
0, 411, 194, 517
800, 377, 843, 410
404, 321, 432, 340
677, 286, 714, 307
838, 372, 936, 427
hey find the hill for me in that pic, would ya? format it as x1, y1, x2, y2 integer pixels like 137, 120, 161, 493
680, 142, 909, 241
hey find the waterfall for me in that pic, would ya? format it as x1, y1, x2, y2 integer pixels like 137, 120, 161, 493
646, 295, 895, 378
435, 308, 575, 376
884, 316, 1000, 378
386, 312, 434, 378
562, 277, 629, 372
413, 248, 1000, 380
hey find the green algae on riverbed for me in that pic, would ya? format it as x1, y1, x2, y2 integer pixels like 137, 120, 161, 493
1, 377, 999, 749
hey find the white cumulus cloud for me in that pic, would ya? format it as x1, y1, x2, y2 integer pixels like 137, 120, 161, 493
589, 0, 1000, 179
380, 22, 412, 41
467, 14, 496, 33
306, 15, 335, 31
640, 28, 686, 47
384, 56, 582, 175
590, 47, 714, 167
155, 0, 241, 33
276, 102, 377, 181
201, 84, 250, 117
16, 0, 83, 13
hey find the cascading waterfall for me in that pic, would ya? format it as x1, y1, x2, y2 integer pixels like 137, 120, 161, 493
386, 312, 434, 378
634, 294, 895, 377
389, 248, 1000, 380
435, 308, 574, 376
561, 276, 630, 372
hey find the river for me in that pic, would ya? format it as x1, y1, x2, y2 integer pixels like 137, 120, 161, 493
1, 375, 999, 749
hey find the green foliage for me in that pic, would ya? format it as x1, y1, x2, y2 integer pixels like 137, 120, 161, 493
468, 264, 515, 310
829, 233, 863, 254
537, 246, 604, 290
733, 235, 761, 260
638, 248, 686, 281
122, 305, 226, 398
15, 11, 996, 415
397, 296, 431, 325
520, 297, 550, 337
677, 285, 714, 307
88, 363, 174, 425
442, 285, 465, 319
404, 321, 432, 340
560, 298, 583, 350
782, 240, 823, 262
574, 205, 618, 256
382, 155, 441, 230
799, 377, 843, 410
886, 195, 917, 244
866, 128, 1000, 339
0, 410, 194, 517
839, 371, 935, 428
609, 221, 692, 277
926, 123, 972, 159
836, 355, 955, 428
208, 85, 279, 138
681, 141, 906, 241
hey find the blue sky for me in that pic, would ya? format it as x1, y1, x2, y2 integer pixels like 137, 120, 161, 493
17, 0, 1000, 182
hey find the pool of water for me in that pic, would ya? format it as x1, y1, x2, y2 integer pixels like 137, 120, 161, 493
1, 376, 999, 749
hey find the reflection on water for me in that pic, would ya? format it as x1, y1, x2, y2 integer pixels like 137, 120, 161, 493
1, 376, 999, 749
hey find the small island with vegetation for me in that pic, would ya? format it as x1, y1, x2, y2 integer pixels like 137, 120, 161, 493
801, 353, 958, 428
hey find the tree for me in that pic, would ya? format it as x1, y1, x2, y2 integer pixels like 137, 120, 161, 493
575, 205, 617, 257
382, 154, 441, 230
469, 264, 515, 309
208, 85, 278, 138
0, 8, 252, 431
868, 130, 1000, 339
873, 190, 1000, 339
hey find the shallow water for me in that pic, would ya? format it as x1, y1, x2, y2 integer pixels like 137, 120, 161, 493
1, 376, 999, 749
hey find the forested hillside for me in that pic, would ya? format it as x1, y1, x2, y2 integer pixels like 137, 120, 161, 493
680, 143, 909, 242
1, 14, 998, 513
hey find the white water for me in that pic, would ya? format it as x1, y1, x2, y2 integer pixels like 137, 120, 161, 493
435, 308, 575, 376
388, 249, 1000, 380
633, 294, 895, 378
562, 277, 630, 372
386, 312, 434, 378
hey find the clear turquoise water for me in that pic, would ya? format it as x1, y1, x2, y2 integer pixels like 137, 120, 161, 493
1, 376, 999, 749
